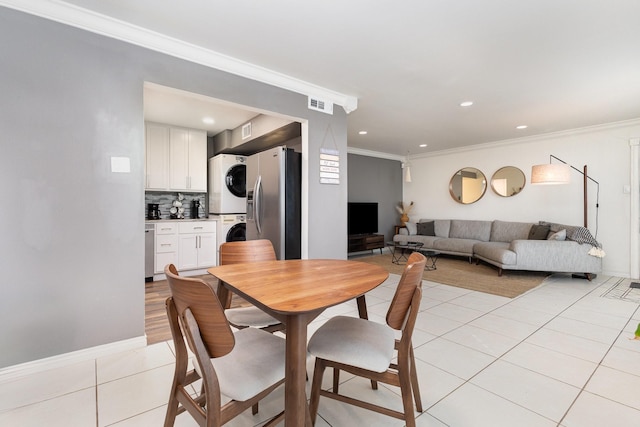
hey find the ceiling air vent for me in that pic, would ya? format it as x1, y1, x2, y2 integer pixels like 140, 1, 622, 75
241, 122, 252, 140
308, 96, 333, 115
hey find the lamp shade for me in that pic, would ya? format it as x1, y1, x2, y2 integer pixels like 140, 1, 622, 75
531, 163, 571, 185
404, 165, 412, 183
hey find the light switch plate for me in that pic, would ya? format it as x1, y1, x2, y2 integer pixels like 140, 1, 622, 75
111, 156, 131, 173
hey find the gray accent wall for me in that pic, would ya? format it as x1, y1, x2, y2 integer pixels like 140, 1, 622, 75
348, 154, 403, 243
0, 7, 348, 368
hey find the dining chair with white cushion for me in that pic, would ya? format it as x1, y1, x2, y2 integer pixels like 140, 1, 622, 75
217, 239, 284, 332
163, 263, 285, 427
307, 251, 426, 427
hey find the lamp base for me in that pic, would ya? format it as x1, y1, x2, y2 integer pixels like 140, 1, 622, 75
571, 273, 597, 281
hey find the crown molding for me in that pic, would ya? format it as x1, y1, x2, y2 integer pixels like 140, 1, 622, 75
0, 0, 358, 113
412, 117, 640, 160
347, 147, 406, 162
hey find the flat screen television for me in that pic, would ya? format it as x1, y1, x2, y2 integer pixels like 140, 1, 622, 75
348, 202, 378, 235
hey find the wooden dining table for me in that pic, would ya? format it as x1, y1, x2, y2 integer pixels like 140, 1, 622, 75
207, 258, 389, 426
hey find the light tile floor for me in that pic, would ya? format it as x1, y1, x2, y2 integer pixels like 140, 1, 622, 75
1, 273, 639, 426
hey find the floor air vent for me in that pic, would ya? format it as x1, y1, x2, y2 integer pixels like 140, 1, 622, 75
308, 97, 333, 115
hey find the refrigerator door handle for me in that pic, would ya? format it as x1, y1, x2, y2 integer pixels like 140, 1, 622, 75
255, 175, 263, 235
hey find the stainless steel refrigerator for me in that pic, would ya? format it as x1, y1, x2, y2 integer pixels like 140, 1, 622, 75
245, 146, 301, 259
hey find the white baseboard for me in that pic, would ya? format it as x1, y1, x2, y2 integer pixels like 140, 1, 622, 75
0, 336, 147, 383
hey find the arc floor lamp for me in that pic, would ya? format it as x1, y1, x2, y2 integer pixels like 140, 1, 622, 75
531, 155, 600, 234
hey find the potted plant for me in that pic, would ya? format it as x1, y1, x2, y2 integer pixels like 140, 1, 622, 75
396, 201, 414, 226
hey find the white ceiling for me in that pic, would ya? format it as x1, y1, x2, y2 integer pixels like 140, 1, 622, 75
143, 83, 258, 134
14, 0, 640, 157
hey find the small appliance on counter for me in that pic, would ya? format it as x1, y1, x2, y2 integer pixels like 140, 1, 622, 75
147, 203, 161, 220
191, 199, 201, 219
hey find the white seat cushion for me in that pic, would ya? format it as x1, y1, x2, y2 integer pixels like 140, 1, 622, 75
308, 316, 395, 373
194, 327, 285, 401
225, 306, 281, 328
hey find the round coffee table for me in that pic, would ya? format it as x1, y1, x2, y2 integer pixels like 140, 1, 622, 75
386, 241, 424, 265
418, 249, 440, 271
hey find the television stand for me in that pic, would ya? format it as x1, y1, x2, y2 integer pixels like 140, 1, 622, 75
348, 234, 384, 254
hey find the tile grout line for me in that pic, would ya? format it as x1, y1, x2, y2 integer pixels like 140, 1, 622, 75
418, 275, 620, 423
556, 302, 640, 427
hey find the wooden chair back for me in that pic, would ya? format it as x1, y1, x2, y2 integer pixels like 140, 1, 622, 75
386, 251, 426, 330
217, 239, 278, 310
164, 264, 234, 358
219, 239, 277, 265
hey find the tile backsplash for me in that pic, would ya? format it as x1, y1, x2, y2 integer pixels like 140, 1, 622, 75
145, 191, 207, 220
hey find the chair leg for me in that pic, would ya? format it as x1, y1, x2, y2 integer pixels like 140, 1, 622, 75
309, 358, 327, 425
332, 367, 340, 393
398, 359, 417, 427
252, 402, 259, 415
163, 385, 179, 427
409, 347, 423, 412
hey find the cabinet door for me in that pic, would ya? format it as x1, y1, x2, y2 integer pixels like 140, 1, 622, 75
145, 124, 169, 190
155, 252, 177, 274
178, 234, 198, 270
188, 130, 207, 192
197, 233, 217, 268
169, 128, 190, 191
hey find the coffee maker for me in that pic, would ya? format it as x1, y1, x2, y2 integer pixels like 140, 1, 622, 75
190, 200, 201, 219
147, 203, 161, 220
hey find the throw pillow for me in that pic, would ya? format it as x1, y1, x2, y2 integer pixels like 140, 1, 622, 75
417, 221, 435, 236
528, 224, 550, 240
548, 229, 567, 241
405, 222, 417, 235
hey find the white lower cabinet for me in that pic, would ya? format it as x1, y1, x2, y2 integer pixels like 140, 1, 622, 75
177, 221, 217, 270
154, 222, 178, 274
153, 220, 216, 274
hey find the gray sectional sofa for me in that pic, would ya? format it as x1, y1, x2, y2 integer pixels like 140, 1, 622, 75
394, 219, 603, 278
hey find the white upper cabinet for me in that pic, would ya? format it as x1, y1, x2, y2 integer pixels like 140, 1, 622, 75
144, 123, 169, 190
145, 123, 207, 192
187, 130, 207, 191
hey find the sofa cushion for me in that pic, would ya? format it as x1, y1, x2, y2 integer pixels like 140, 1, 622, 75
528, 224, 550, 240
417, 221, 435, 236
405, 222, 417, 235
418, 219, 450, 237
548, 229, 567, 241
474, 242, 517, 265
540, 221, 601, 247
449, 220, 492, 242
490, 220, 534, 243
434, 220, 450, 238
433, 238, 478, 255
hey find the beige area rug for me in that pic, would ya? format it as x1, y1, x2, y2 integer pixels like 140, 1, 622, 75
356, 253, 549, 298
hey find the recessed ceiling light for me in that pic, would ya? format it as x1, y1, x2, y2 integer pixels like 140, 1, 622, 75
202, 117, 215, 124
460, 101, 474, 107
419, 144, 427, 148
358, 130, 368, 135
516, 125, 528, 129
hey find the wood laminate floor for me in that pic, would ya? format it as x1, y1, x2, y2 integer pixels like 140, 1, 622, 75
144, 275, 249, 345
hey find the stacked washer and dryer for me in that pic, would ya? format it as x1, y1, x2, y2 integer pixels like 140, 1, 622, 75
208, 154, 247, 262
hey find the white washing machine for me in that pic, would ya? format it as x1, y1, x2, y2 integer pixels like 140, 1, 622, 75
211, 214, 247, 262
209, 154, 247, 214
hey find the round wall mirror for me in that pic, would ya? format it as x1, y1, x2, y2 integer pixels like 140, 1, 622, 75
449, 167, 487, 204
491, 166, 526, 197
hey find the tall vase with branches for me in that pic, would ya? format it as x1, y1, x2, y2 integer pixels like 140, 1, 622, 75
396, 201, 414, 226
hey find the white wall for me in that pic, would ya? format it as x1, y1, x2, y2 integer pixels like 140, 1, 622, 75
403, 120, 640, 277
